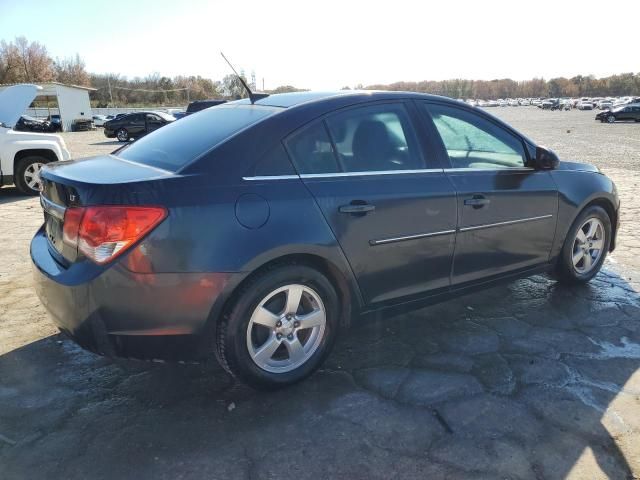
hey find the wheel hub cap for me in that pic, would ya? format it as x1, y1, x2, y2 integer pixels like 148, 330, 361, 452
246, 284, 327, 373
572, 217, 605, 274
24, 162, 44, 191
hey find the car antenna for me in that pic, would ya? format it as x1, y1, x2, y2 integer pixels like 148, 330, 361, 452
220, 52, 269, 104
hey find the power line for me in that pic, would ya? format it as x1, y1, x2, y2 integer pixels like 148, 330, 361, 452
111, 86, 189, 93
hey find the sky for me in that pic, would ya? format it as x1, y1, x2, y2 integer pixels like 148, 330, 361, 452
0, 0, 637, 90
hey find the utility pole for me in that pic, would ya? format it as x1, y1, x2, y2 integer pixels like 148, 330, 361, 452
107, 76, 113, 106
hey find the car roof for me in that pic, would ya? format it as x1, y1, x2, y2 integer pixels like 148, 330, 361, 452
231, 90, 458, 109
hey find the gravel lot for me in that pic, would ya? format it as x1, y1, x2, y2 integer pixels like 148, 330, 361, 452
1, 108, 640, 479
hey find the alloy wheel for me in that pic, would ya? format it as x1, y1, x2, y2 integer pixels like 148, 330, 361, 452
23, 162, 44, 192
572, 217, 605, 274
117, 129, 128, 141
246, 284, 326, 373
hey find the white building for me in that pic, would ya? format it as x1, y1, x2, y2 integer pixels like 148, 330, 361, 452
0, 82, 96, 131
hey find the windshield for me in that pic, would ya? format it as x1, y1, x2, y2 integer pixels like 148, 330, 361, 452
117, 104, 280, 171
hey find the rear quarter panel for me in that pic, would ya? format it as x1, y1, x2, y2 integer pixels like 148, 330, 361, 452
119, 174, 362, 326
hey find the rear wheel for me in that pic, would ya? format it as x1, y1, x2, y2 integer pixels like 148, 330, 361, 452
116, 128, 129, 142
14, 156, 49, 195
555, 205, 611, 284
216, 264, 339, 389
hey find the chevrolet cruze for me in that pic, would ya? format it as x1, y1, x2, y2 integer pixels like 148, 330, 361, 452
32, 91, 619, 389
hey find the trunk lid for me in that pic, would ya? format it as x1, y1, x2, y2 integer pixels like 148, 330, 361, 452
39, 155, 173, 264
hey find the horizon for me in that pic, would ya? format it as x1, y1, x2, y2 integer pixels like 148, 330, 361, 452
1, 0, 638, 90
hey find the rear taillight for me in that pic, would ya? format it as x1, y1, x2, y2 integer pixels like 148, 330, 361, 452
62, 206, 167, 264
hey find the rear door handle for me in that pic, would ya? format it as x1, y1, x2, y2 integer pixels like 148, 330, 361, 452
339, 203, 376, 214
464, 195, 490, 208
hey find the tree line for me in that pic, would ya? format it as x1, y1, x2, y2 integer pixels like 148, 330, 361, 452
364, 74, 640, 99
1, 36, 638, 107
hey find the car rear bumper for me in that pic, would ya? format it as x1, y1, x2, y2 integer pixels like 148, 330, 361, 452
31, 226, 232, 360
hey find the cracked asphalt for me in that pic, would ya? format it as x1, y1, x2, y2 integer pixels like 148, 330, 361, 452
1, 108, 640, 479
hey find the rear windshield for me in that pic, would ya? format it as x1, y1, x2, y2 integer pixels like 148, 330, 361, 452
117, 104, 279, 171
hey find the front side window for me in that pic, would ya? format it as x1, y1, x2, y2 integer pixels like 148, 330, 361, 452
423, 103, 526, 169
325, 103, 424, 172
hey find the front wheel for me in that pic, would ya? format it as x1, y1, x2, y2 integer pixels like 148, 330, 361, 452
216, 264, 340, 389
116, 128, 129, 142
607, 115, 616, 123
14, 156, 49, 195
555, 205, 611, 284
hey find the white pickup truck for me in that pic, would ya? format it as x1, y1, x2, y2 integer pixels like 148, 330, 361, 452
0, 84, 71, 195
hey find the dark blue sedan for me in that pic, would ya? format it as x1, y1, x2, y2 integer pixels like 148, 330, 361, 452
32, 91, 619, 389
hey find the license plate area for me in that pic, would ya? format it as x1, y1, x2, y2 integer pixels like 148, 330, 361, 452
45, 212, 64, 254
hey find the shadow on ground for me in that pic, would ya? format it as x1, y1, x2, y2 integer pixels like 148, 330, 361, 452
1, 270, 639, 479
89, 140, 122, 147
0, 187, 33, 205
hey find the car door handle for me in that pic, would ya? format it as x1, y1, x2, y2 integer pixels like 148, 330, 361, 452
339, 203, 376, 214
464, 196, 490, 208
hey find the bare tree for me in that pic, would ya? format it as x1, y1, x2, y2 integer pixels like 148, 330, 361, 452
54, 54, 90, 86
13, 36, 55, 82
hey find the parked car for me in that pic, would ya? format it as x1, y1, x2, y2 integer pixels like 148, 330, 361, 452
0, 84, 71, 194
595, 104, 640, 123
47, 114, 63, 132
171, 111, 187, 120
92, 115, 108, 127
71, 118, 95, 131
32, 91, 619, 389
185, 99, 226, 115
14, 115, 52, 132
577, 99, 594, 110
540, 99, 559, 110
103, 111, 175, 141
597, 100, 613, 110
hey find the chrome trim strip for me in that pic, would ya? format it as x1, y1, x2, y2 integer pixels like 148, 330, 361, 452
242, 169, 444, 180
444, 167, 534, 173
300, 169, 443, 179
40, 195, 66, 220
459, 214, 553, 232
242, 175, 299, 181
370, 229, 456, 246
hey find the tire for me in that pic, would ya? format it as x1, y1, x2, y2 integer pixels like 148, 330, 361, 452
116, 128, 129, 142
14, 155, 50, 195
607, 115, 616, 123
555, 205, 611, 284
216, 264, 340, 390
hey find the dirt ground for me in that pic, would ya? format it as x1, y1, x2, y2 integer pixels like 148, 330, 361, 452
1, 107, 640, 479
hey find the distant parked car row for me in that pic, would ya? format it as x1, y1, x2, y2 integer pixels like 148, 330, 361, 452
461, 96, 640, 112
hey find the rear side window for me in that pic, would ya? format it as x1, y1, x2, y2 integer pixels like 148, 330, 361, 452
118, 105, 278, 171
253, 144, 296, 176
285, 121, 340, 174
325, 103, 424, 172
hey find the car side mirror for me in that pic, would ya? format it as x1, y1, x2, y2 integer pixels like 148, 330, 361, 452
532, 146, 559, 170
